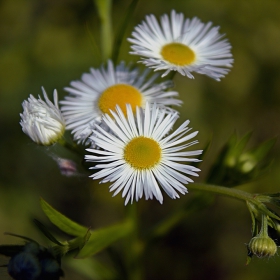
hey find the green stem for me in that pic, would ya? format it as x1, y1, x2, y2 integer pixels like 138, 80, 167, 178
112, 0, 139, 64
57, 138, 83, 156
167, 70, 177, 80
188, 183, 280, 221
188, 183, 254, 202
126, 203, 143, 280
259, 214, 268, 236
94, 0, 113, 61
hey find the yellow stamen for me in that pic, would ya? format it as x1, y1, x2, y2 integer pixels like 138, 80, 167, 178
161, 42, 196, 66
98, 84, 143, 116
124, 137, 161, 170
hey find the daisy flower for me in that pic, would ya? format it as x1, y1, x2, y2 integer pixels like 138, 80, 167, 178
128, 10, 233, 80
20, 87, 65, 146
60, 60, 182, 144
85, 103, 202, 205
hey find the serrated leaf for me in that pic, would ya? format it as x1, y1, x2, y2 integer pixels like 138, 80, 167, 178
40, 198, 88, 237
76, 221, 132, 258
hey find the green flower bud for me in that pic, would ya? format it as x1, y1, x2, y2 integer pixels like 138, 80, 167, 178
248, 235, 277, 258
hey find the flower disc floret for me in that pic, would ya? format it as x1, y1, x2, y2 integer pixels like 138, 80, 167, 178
98, 84, 143, 116
161, 43, 196, 66
124, 136, 161, 169
85, 103, 202, 205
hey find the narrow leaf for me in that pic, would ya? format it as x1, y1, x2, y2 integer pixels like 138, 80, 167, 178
33, 219, 63, 246
40, 198, 88, 237
76, 220, 132, 258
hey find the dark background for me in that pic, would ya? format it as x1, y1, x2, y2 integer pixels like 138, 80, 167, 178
1, 0, 280, 279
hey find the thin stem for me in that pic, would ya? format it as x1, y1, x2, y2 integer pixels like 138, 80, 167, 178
188, 183, 280, 222
112, 0, 139, 64
94, 0, 113, 61
259, 214, 268, 236
188, 183, 254, 202
57, 138, 83, 156
125, 203, 143, 280
167, 70, 177, 80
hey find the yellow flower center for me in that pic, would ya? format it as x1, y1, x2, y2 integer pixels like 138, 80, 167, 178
160, 42, 196, 66
98, 84, 143, 116
124, 137, 162, 170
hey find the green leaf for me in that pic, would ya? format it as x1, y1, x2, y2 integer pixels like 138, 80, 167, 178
40, 198, 88, 237
33, 219, 64, 246
66, 257, 117, 280
76, 220, 132, 258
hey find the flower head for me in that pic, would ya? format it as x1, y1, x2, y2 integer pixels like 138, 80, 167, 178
60, 60, 182, 143
128, 10, 233, 80
85, 103, 202, 205
20, 88, 65, 146
248, 234, 277, 258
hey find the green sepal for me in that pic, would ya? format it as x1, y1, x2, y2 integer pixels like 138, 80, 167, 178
40, 198, 88, 237
52, 229, 91, 257
76, 220, 133, 258
68, 228, 91, 253
206, 132, 275, 187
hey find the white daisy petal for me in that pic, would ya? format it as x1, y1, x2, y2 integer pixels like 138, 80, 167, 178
86, 103, 202, 204
60, 60, 181, 143
128, 10, 233, 80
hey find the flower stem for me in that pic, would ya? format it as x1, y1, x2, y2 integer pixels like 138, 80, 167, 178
94, 0, 113, 61
259, 214, 268, 236
188, 183, 254, 202
126, 203, 143, 280
57, 138, 83, 156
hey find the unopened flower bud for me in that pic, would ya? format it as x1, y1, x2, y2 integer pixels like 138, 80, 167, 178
20, 87, 65, 146
8, 251, 41, 280
248, 235, 277, 258
6, 242, 64, 280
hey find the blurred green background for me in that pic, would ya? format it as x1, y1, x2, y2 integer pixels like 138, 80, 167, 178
1, 0, 280, 279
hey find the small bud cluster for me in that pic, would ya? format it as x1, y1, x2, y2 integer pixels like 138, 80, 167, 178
7, 242, 64, 280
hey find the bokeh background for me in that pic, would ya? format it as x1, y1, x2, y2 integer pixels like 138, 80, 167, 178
1, 0, 280, 279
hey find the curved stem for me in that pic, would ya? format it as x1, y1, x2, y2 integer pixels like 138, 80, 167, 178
188, 183, 280, 221
188, 183, 254, 202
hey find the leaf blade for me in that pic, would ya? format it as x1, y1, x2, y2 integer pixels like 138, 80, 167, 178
40, 198, 88, 237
